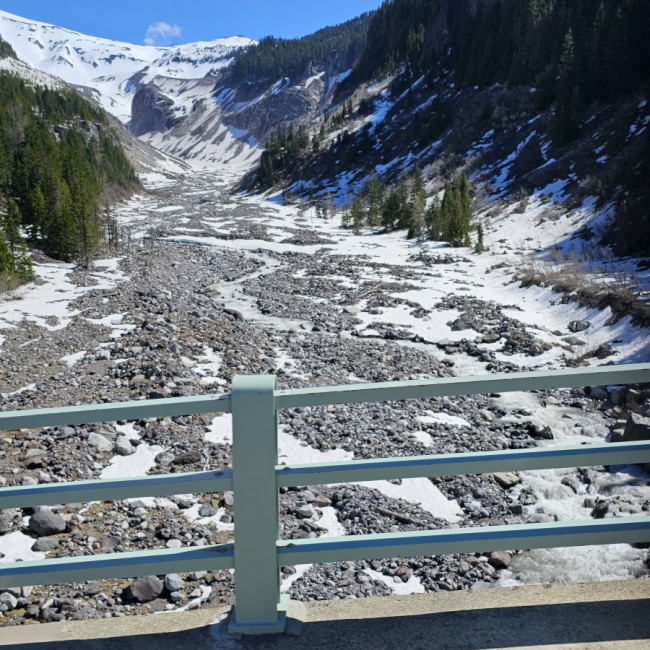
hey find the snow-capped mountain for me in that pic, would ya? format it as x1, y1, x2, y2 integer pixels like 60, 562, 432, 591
0, 9, 359, 169
0, 9, 253, 123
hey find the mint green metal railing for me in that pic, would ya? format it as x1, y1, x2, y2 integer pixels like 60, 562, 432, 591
1, 363, 649, 635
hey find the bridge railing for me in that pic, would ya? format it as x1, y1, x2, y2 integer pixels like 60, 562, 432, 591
1, 364, 649, 634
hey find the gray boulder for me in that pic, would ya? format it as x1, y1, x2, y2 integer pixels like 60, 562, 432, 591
164, 573, 185, 593
568, 320, 590, 332
114, 437, 135, 456
124, 576, 164, 603
0, 513, 13, 534
0, 592, 18, 610
493, 472, 520, 489
297, 503, 317, 519
623, 413, 650, 441
488, 551, 512, 569
527, 424, 554, 440
87, 432, 114, 453
28, 509, 67, 537
589, 387, 609, 401
32, 537, 59, 552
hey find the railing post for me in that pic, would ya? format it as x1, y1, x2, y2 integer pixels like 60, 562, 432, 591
228, 375, 287, 634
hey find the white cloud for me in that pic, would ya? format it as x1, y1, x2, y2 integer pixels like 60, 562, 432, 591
144, 21, 183, 46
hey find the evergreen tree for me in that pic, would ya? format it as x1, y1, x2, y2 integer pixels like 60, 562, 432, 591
407, 166, 427, 238
475, 222, 485, 253
229, 15, 370, 86
350, 196, 364, 234
366, 172, 384, 226
437, 174, 471, 245
0, 68, 139, 284
327, 193, 336, 219
381, 186, 402, 230
425, 197, 441, 240
1, 199, 33, 279
0, 224, 11, 276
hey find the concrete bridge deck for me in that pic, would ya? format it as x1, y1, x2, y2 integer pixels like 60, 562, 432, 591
2, 580, 648, 649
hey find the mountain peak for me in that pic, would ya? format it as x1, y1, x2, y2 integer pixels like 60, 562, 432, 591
0, 9, 255, 122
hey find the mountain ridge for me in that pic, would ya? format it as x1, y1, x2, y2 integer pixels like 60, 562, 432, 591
2, 3, 648, 258
0, 9, 254, 123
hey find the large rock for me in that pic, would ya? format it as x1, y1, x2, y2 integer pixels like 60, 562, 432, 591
124, 576, 164, 603
32, 537, 59, 552
589, 387, 609, 401
493, 472, 520, 489
525, 424, 554, 440
114, 437, 134, 456
623, 413, 650, 441
99, 536, 121, 551
28, 509, 67, 537
591, 501, 609, 519
164, 573, 185, 593
449, 315, 476, 331
488, 551, 512, 569
297, 503, 317, 519
568, 320, 590, 332
0, 592, 18, 610
0, 513, 13, 534
87, 432, 114, 453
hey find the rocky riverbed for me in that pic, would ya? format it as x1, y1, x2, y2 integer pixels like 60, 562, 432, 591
1, 169, 649, 626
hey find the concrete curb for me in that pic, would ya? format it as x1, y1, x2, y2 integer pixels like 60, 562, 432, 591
1, 580, 649, 649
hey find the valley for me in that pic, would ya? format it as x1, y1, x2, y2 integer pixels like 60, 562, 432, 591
1, 0, 649, 629
1, 165, 648, 624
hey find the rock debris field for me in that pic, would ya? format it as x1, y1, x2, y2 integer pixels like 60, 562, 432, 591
1, 169, 649, 626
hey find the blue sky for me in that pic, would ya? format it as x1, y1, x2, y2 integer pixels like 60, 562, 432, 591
0, 1, 383, 44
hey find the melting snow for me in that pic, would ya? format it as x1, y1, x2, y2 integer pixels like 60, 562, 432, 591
0, 531, 46, 563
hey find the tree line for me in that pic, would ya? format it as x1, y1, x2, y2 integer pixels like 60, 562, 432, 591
228, 14, 371, 86
340, 0, 649, 146
258, 124, 311, 187
448, 0, 650, 146
0, 57, 138, 288
338, 168, 472, 245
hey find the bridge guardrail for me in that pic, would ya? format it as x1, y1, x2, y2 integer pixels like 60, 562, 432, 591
1, 363, 649, 634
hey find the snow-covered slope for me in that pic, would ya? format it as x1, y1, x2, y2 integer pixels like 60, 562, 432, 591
0, 10, 362, 170
140, 75, 263, 171
0, 54, 65, 91
0, 9, 253, 123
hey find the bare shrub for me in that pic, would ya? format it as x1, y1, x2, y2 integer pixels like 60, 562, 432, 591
516, 247, 650, 328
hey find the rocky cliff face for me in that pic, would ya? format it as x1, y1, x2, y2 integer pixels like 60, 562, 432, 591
0, 9, 360, 168
130, 84, 183, 137
128, 57, 353, 166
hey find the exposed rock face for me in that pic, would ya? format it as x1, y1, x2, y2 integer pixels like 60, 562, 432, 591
217, 70, 332, 141
134, 55, 355, 162
129, 84, 182, 137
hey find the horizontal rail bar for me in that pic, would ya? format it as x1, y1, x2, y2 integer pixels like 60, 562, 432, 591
0, 394, 231, 432
0, 469, 233, 510
275, 441, 650, 487
275, 364, 650, 409
0, 543, 234, 589
277, 517, 650, 565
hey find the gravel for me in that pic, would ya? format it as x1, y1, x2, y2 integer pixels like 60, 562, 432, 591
1, 169, 648, 626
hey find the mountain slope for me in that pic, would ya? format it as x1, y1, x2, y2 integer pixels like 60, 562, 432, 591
248, 0, 650, 258
0, 36, 142, 285
131, 15, 371, 166
0, 10, 369, 169
0, 9, 253, 123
